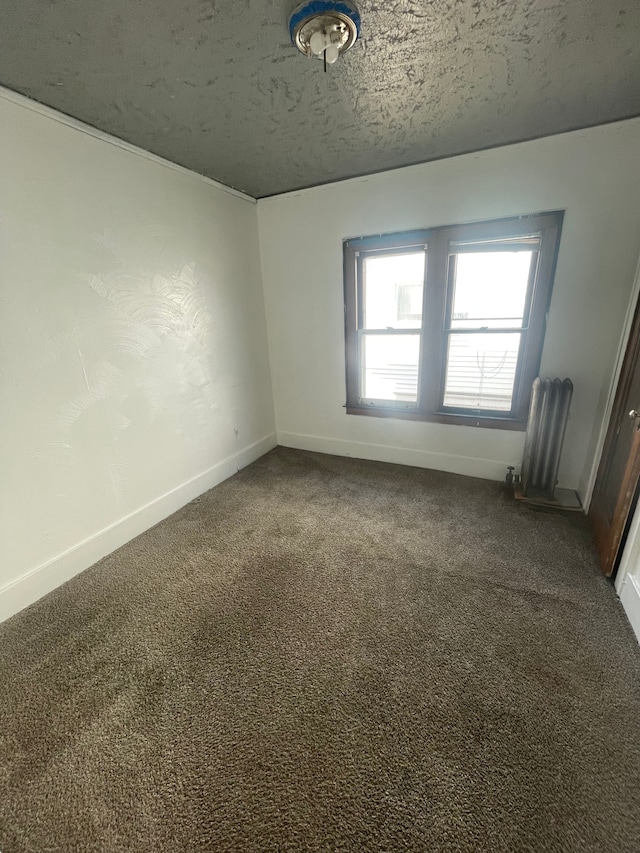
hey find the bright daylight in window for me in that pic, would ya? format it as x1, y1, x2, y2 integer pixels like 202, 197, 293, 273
444, 250, 531, 411
343, 212, 564, 428
361, 252, 424, 403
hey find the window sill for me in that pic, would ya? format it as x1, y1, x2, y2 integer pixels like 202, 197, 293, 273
345, 405, 526, 431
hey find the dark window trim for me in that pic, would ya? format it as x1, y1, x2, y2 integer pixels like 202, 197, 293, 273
343, 211, 564, 429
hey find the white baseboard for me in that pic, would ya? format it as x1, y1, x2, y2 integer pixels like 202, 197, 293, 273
276, 431, 508, 481
620, 573, 640, 647
0, 433, 277, 625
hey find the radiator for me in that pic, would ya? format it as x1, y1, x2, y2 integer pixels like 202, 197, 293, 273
521, 377, 573, 500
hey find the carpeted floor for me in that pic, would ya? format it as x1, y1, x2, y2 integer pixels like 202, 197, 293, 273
1, 447, 640, 852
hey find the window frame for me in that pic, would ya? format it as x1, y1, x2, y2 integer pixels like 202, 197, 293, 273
343, 211, 564, 430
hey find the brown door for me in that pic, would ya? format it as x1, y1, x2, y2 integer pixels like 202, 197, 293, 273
590, 296, 640, 576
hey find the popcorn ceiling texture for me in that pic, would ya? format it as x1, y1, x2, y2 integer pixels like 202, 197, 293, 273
1, 447, 639, 851
0, 0, 638, 196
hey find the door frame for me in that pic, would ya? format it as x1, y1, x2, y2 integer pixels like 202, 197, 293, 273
586, 253, 640, 585
584, 253, 640, 510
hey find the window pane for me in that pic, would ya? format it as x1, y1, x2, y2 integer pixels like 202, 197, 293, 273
362, 334, 420, 403
443, 332, 521, 411
363, 252, 425, 330
450, 252, 532, 330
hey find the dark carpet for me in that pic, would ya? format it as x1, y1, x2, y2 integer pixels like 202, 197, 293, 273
1, 447, 640, 852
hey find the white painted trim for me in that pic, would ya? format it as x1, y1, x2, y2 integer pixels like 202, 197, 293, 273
619, 572, 640, 646
582, 251, 640, 511
0, 433, 276, 624
277, 431, 505, 481
0, 85, 256, 204
615, 498, 640, 595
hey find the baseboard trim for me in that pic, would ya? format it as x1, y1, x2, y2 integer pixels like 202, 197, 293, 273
276, 431, 509, 481
0, 433, 277, 624
620, 573, 640, 647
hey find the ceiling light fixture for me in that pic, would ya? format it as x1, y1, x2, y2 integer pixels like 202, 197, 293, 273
288, 0, 361, 71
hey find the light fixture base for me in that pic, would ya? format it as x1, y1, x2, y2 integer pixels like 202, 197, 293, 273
288, 0, 361, 62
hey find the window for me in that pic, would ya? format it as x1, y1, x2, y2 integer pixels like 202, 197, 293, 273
343, 211, 564, 429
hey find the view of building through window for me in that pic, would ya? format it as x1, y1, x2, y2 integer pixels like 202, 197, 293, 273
362, 252, 425, 403
444, 251, 532, 411
361, 248, 533, 411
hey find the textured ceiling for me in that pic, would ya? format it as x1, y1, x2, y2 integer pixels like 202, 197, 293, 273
1, 1, 639, 198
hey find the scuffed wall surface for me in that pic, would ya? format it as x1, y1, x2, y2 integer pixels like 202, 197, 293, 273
258, 119, 640, 495
0, 1, 638, 196
0, 96, 274, 591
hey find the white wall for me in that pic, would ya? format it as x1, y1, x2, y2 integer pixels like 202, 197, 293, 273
257, 119, 640, 495
0, 92, 275, 621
